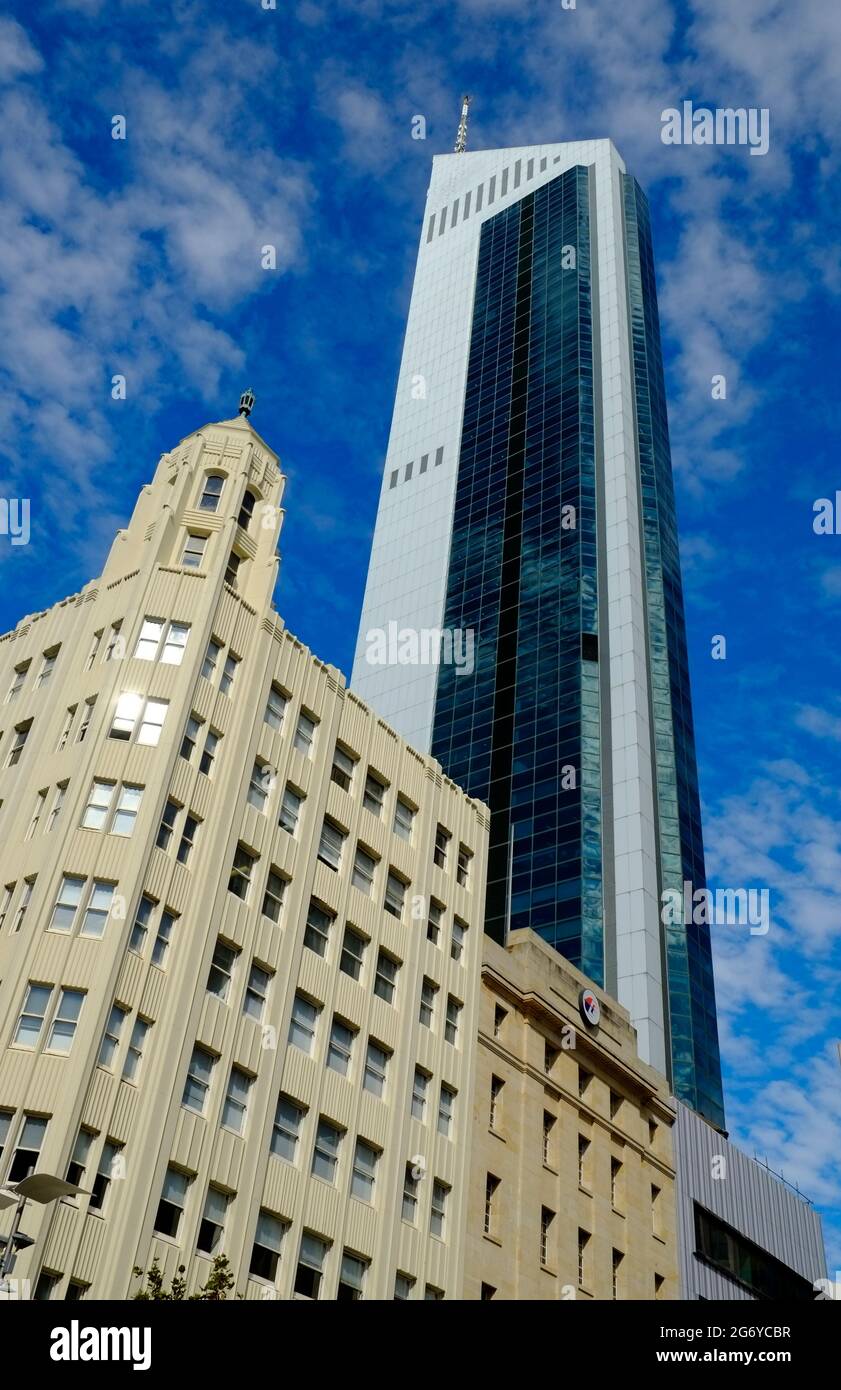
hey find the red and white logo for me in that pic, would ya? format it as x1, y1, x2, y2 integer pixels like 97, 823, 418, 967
579, 988, 601, 1027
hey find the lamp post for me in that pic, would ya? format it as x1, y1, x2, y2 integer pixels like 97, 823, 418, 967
0, 1173, 86, 1293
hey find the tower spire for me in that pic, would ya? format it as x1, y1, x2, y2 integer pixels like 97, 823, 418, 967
454, 94, 471, 154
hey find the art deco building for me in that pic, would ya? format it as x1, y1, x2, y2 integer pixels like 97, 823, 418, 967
465, 931, 678, 1301
352, 136, 724, 1129
0, 402, 489, 1300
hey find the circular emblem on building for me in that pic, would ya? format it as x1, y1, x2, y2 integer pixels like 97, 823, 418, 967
579, 988, 601, 1028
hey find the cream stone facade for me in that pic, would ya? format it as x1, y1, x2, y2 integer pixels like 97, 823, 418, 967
464, 931, 678, 1300
0, 408, 488, 1301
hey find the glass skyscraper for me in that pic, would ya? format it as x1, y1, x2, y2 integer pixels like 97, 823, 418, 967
352, 139, 724, 1128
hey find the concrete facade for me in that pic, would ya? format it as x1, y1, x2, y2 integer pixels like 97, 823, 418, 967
464, 930, 678, 1301
0, 411, 489, 1301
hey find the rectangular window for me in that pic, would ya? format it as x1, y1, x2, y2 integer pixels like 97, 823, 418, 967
362, 772, 386, 816
6, 661, 29, 702
578, 1135, 590, 1188
46, 782, 67, 833
228, 843, 257, 900
80, 881, 114, 939
484, 1174, 500, 1236
457, 845, 471, 887
545, 1042, 559, 1075
222, 1066, 252, 1134
352, 845, 377, 896
433, 824, 450, 869
288, 994, 319, 1054
56, 706, 76, 751
294, 1234, 327, 1300
445, 995, 461, 1045
197, 1186, 229, 1256
14, 982, 52, 1048
411, 1067, 428, 1121
156, 796, 180, 850
90, 1140, 122, 1212
430, 1180, 449, 1240
247, 760, 271, 812
112, 784, 143, 837
38, 648, 59, 686
451, 917, 467, 962
317, 817, 345, 871
392, 796, 414, 841
0, 1109, 12, 1164
103, 626, 122, 663
50, 874, 85, 933
363, 1040, 389, 1099
109, 694, 168, 746
224, 551, 240, 589
181, 533, 207, 568
351, 1140, 378, 1203
419, 978, 437, 1028
293, 711, 316, 756
161, 622, 190, 665
489, 1074, 503, 1129
9, 1115, 48, 1184
384, 871, 405, 919
207, 939, 239, 1001
182, 1045, 215, 1114
374, 949, 398, 1004
326, 1018, 355, 1077
340, 926, 366, 980
81, 780, 114, 831
541, 1207, 554, 1267
278, 783, 303, 834
199, 728, 220, 776
180, 714, 203, 762
155, 1167, 191, 1238
610, 1089, 622, 1120
578, 1230, 589, 1288
612, 1249, 623, 1300
26, 788, 46, 839
66, 1128, 95, 1188
97, 1003, 128, 1069
219, 653, 239, 696
134, 618, 163, 661
579, 1068, 592, 1098
151, 909, 176, 968
202, 638, 222, 680
427, 899, 443, 945
85, 632, 102, 670
402, 1164, 419, 1223
0, 883, 13, 932
122, 1016, 150, 1082
46, 988, 85, 1055
77, 698, 95, 743
261, 869, 286, 923
611, 1156, 623, 1210
437, 1084, 456, 1138
129, 895, 156, 953
7, 721, 32, 767
331, 744, 355, 792
543, 1111, 555, 1167
304, 900, 333, 957
176, 813, 200, 864
271, 1097, 305, 1163
312, 1118, 342, 1183
394, 1273, 414, 1300
264, 683, 287, 731
250, 1209, 285, 1282
13, 877, 35, 933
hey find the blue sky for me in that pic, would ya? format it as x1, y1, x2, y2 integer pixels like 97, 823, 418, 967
1, 0, 840, 1272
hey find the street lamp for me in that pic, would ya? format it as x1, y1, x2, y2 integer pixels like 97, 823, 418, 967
0, 1173, 87, 1291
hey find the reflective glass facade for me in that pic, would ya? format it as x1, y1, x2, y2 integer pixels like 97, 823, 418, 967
623, 176, 723, 1126
430, 163, 724, 1128
432, 166, 603, 982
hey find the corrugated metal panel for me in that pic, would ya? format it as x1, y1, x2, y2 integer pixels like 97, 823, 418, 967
675, 1101, 826, 1298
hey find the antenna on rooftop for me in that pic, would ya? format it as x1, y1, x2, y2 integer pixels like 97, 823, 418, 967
454, 94, 471, 154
